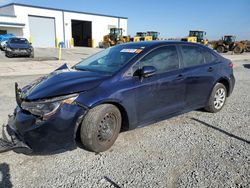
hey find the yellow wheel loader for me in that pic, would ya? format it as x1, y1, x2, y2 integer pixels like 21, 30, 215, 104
181, 30, 208, 45
132, 31, 160, 42
102, 28, 130, 48
147, 31, 160, 40
212, 35, 248, 54
133, 32, 152, 42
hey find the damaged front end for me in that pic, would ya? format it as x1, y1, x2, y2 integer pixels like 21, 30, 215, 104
1, 116, 32, 154
1, 82, 88, 154
0, 64, 107, 154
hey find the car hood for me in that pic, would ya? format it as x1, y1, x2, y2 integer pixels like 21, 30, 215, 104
8, 43, 31, 49
21, 64, 108, 101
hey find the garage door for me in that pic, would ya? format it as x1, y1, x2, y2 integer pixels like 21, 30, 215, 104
28, 16, 56, 47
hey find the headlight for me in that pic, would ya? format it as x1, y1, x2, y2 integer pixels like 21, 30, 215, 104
21, 94, 78, 119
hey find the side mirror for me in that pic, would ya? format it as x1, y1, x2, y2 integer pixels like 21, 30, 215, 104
141, 66, 157, 78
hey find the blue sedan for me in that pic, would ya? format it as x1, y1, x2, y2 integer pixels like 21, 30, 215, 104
2, 41, 235, 153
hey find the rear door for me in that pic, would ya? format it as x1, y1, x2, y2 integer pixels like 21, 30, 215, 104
179, 45, 217, 108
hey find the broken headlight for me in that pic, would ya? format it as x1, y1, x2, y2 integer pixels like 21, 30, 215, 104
21, 94, 79, 119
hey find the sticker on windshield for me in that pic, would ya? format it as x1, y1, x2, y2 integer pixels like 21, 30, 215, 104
120, 49, 143, 53
135, 49, 143, 53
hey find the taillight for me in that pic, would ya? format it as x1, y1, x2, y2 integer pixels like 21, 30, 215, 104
228, 62, 234, 68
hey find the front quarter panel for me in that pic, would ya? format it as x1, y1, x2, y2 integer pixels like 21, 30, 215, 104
75, 76, 139, 128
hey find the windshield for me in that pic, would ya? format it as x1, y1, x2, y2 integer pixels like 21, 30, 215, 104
111, 29, 122, 36
190, 31, 204, 39
74, 45, 145, 74
224, 36, 235, 43
137, 32, 146, 37
148, 32, 159, 39
9, 38, 29, 44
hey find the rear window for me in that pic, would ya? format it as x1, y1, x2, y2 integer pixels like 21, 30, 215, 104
180, 45, 205, 67
203, 49, 217, 63
9, 38, 28, 44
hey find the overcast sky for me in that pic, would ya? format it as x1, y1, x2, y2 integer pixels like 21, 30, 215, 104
1, 0, 250, 40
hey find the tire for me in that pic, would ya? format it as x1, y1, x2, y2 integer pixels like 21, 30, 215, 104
205, 83, 227, 113
5, 52, 13, 58
233, 46, 242, 54
29, 52, 34, 58
80, 104, 121, 153
216, 46, 225, 53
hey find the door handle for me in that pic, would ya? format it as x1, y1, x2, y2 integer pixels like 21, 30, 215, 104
208, 67, 214, 72
175, 74, 184, 80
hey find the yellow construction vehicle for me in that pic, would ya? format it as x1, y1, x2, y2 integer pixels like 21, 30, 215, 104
147, 31, 160, 40
132, 31, 160, 42
102, 28, 130, 48
181, 30, 208, 45
133, 32, 152, 42
212, 35, 248, 54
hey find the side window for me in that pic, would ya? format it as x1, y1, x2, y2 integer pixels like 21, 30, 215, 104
181, 45, 205, 67
140, 46, 179, 74
203, 49, 217, 63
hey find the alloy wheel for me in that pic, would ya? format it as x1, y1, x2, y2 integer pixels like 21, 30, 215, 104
214, 88, 226, 110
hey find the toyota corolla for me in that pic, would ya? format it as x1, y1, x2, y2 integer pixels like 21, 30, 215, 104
1, 41, 235, 154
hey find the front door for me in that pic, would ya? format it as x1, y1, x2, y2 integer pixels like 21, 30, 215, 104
134, 45, 185, 124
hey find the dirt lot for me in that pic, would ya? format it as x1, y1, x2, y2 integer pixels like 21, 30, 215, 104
0, 49, 249, 187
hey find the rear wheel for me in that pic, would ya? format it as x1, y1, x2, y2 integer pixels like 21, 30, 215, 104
80, 104, 121, 153
247, 46, 250, 52
205, 83, 227, 113
216, 46, 225, 53
233, 46, 242, 54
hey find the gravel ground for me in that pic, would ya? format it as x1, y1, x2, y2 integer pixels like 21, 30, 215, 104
0, 60, 249, 188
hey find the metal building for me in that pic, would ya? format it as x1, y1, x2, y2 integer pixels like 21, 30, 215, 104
0, 3, 128, 48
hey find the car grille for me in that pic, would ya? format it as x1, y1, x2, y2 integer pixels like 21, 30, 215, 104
14, 49, 28, 52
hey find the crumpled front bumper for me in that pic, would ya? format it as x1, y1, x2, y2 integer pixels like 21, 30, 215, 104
1, 119, 32, 154
0, 103, 87, 154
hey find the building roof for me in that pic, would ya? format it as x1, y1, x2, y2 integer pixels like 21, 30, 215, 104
0, 22, 25, 28
0, 3, 128, 19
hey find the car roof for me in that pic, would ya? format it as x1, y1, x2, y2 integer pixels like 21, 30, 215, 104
119, 41, 205, 48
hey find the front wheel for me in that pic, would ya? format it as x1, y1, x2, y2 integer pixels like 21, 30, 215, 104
29, 52, 34, 58
80, 104, 121, 153
205, 83, 227, 113
103, 42, 110, 49
5, 52, 13, 58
